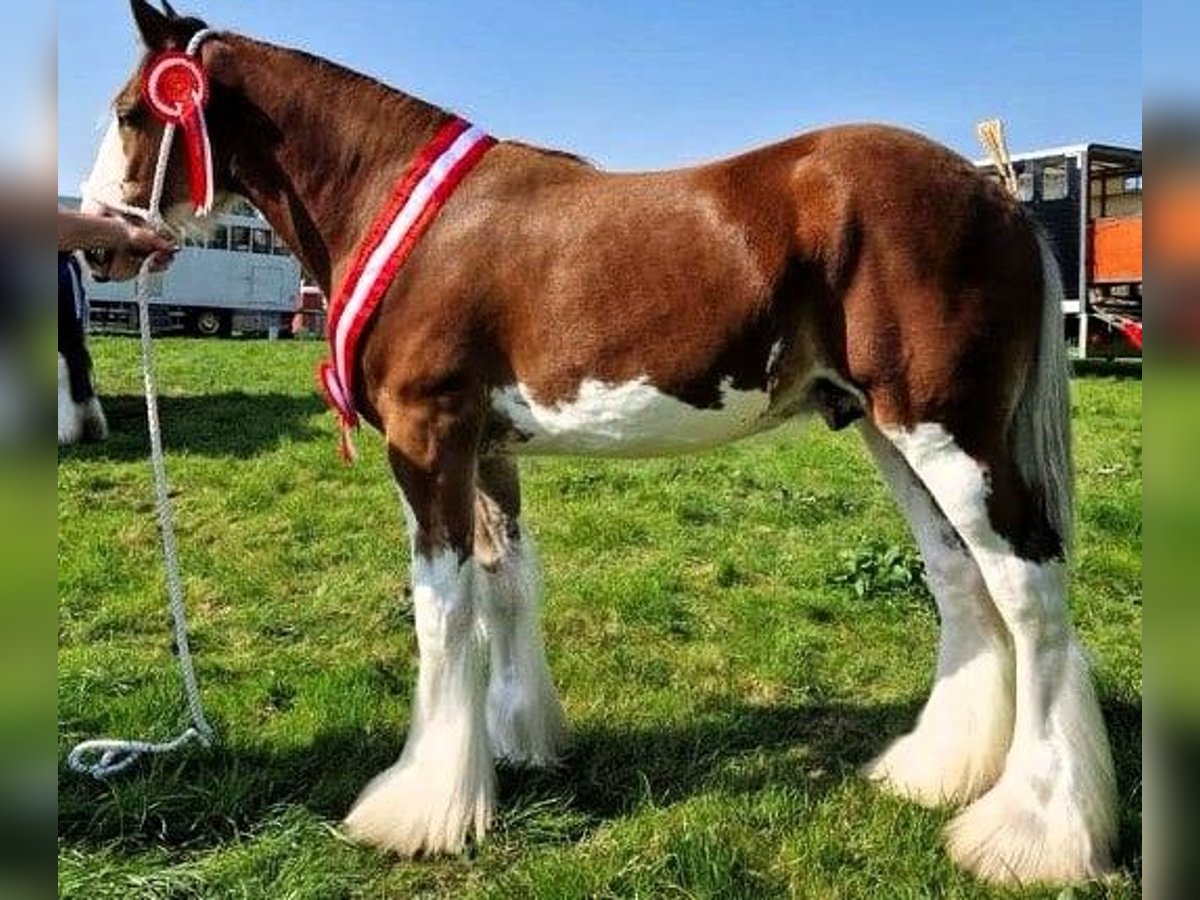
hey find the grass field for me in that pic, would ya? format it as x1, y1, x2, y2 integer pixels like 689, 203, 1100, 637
58, 337, 1142, 899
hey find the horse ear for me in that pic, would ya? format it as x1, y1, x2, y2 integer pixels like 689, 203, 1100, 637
161, 0, 179, 19
130, 0, 171, 49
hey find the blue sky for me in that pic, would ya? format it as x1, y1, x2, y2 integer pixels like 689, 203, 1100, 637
57, 0, 1143, 196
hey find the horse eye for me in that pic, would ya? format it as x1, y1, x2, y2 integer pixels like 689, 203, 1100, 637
116, 107, 144, 128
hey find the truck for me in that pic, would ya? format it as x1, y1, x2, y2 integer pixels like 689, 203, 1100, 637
60, 196, 303, 337
977, 143, 1143, 358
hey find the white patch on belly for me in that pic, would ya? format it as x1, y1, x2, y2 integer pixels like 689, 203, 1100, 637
491, 377, 775, 456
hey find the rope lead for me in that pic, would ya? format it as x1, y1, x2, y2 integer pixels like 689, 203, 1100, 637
67, 257, 214, 780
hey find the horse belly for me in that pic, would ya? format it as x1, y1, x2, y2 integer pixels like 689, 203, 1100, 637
489, 377, 777, 457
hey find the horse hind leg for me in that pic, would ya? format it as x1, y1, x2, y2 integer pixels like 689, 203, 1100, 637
474, 456, 567, 766
860, 422, 1014, 807
881, 420, 1116, 885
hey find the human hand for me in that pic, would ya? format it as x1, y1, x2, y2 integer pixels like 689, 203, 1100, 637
122, 222, 177, 273
87, 219, 177, 281
119, 220, 175, 257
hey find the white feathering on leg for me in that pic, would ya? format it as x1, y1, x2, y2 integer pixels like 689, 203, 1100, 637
885, 423, 1117, 886
861, 422, 1014, 806
343, 550, 494, 855
480, 527, 567, 766
58, 355, 82, 446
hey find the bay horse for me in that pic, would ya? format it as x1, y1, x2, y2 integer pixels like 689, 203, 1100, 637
81, 1, 1118, 885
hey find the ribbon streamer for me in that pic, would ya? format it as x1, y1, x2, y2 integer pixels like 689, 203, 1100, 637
143, 51, 214, 215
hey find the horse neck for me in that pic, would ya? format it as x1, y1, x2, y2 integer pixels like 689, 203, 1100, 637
213, 35, 453, 294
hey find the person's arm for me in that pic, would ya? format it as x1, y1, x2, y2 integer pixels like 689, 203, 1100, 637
57, 208, 174, 255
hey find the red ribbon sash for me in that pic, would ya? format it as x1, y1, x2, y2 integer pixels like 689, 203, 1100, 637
319, 118, 496, 460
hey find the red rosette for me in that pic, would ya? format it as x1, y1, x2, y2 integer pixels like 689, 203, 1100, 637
141, 50, 215, 214
143, 52, 209, 125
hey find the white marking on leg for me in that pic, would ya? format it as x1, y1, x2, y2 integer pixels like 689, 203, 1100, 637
765, 339, 785, 377
58, 354, 83, 446
478, 524, 566, 765
884, 423, 1116, 885
861, 424, 1013, 805
395, 488, 418, 538
491, 377, 774, 456
343, 549, 494, 855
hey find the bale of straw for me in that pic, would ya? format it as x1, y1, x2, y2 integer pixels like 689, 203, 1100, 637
976, 118, 1019, 198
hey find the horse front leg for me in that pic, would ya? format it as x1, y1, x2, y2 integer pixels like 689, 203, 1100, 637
343, 400, 494, 856
474, 456, 567, 766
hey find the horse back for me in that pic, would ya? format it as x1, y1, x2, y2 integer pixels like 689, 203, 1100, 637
361, 124, 1042, 456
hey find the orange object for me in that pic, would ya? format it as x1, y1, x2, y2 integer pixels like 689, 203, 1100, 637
1153, 179, 1200, 267
1088, 217, 1142, 283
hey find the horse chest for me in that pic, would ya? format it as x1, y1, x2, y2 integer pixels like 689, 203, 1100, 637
487, 377, 778, 457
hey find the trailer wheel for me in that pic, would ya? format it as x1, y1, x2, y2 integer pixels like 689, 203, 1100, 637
190, 310, 231, 338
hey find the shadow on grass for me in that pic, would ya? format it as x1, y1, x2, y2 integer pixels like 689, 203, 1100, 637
1072, 358, 1143, 380
57, 696, 1142, 875
59, 392, 327, 461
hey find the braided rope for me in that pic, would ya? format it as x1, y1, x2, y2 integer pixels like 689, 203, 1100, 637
67, 257, 214, 779
68, 28, 223, 780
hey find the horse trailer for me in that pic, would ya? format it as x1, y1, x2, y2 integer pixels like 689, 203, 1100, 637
59, 196, 303, 337
978, 143, 1143, 359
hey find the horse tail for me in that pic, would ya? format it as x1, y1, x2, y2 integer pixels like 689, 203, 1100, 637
1011, 229, 1074, 553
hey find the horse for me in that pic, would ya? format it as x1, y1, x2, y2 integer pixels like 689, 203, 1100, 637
58, 250, 108, 446
80, 1, 1118, 885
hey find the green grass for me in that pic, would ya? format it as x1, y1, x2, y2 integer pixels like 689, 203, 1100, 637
58, 338, 1142, 899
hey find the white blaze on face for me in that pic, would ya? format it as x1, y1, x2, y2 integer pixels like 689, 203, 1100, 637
79, 117, 226, 239
491, 376, 776, 456
80, 119, 128, 215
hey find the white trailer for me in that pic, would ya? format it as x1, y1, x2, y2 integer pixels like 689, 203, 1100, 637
60, 197, 303, 337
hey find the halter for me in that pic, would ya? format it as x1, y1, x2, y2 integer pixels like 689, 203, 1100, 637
82, 28, 218, 235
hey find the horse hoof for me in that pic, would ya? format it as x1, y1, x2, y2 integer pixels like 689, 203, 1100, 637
944, 771, 1116, 886
343, 754, 494, 857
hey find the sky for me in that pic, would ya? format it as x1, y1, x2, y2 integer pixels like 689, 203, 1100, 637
56, 0, 1145, 196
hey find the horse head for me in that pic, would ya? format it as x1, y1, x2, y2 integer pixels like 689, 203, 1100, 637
81, 1, 236, 280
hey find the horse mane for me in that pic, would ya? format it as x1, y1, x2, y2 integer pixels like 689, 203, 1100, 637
239, 36, 448, 130
268, 41, 596, 169
157, 20, 592, 174
503, 141, 595, 169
